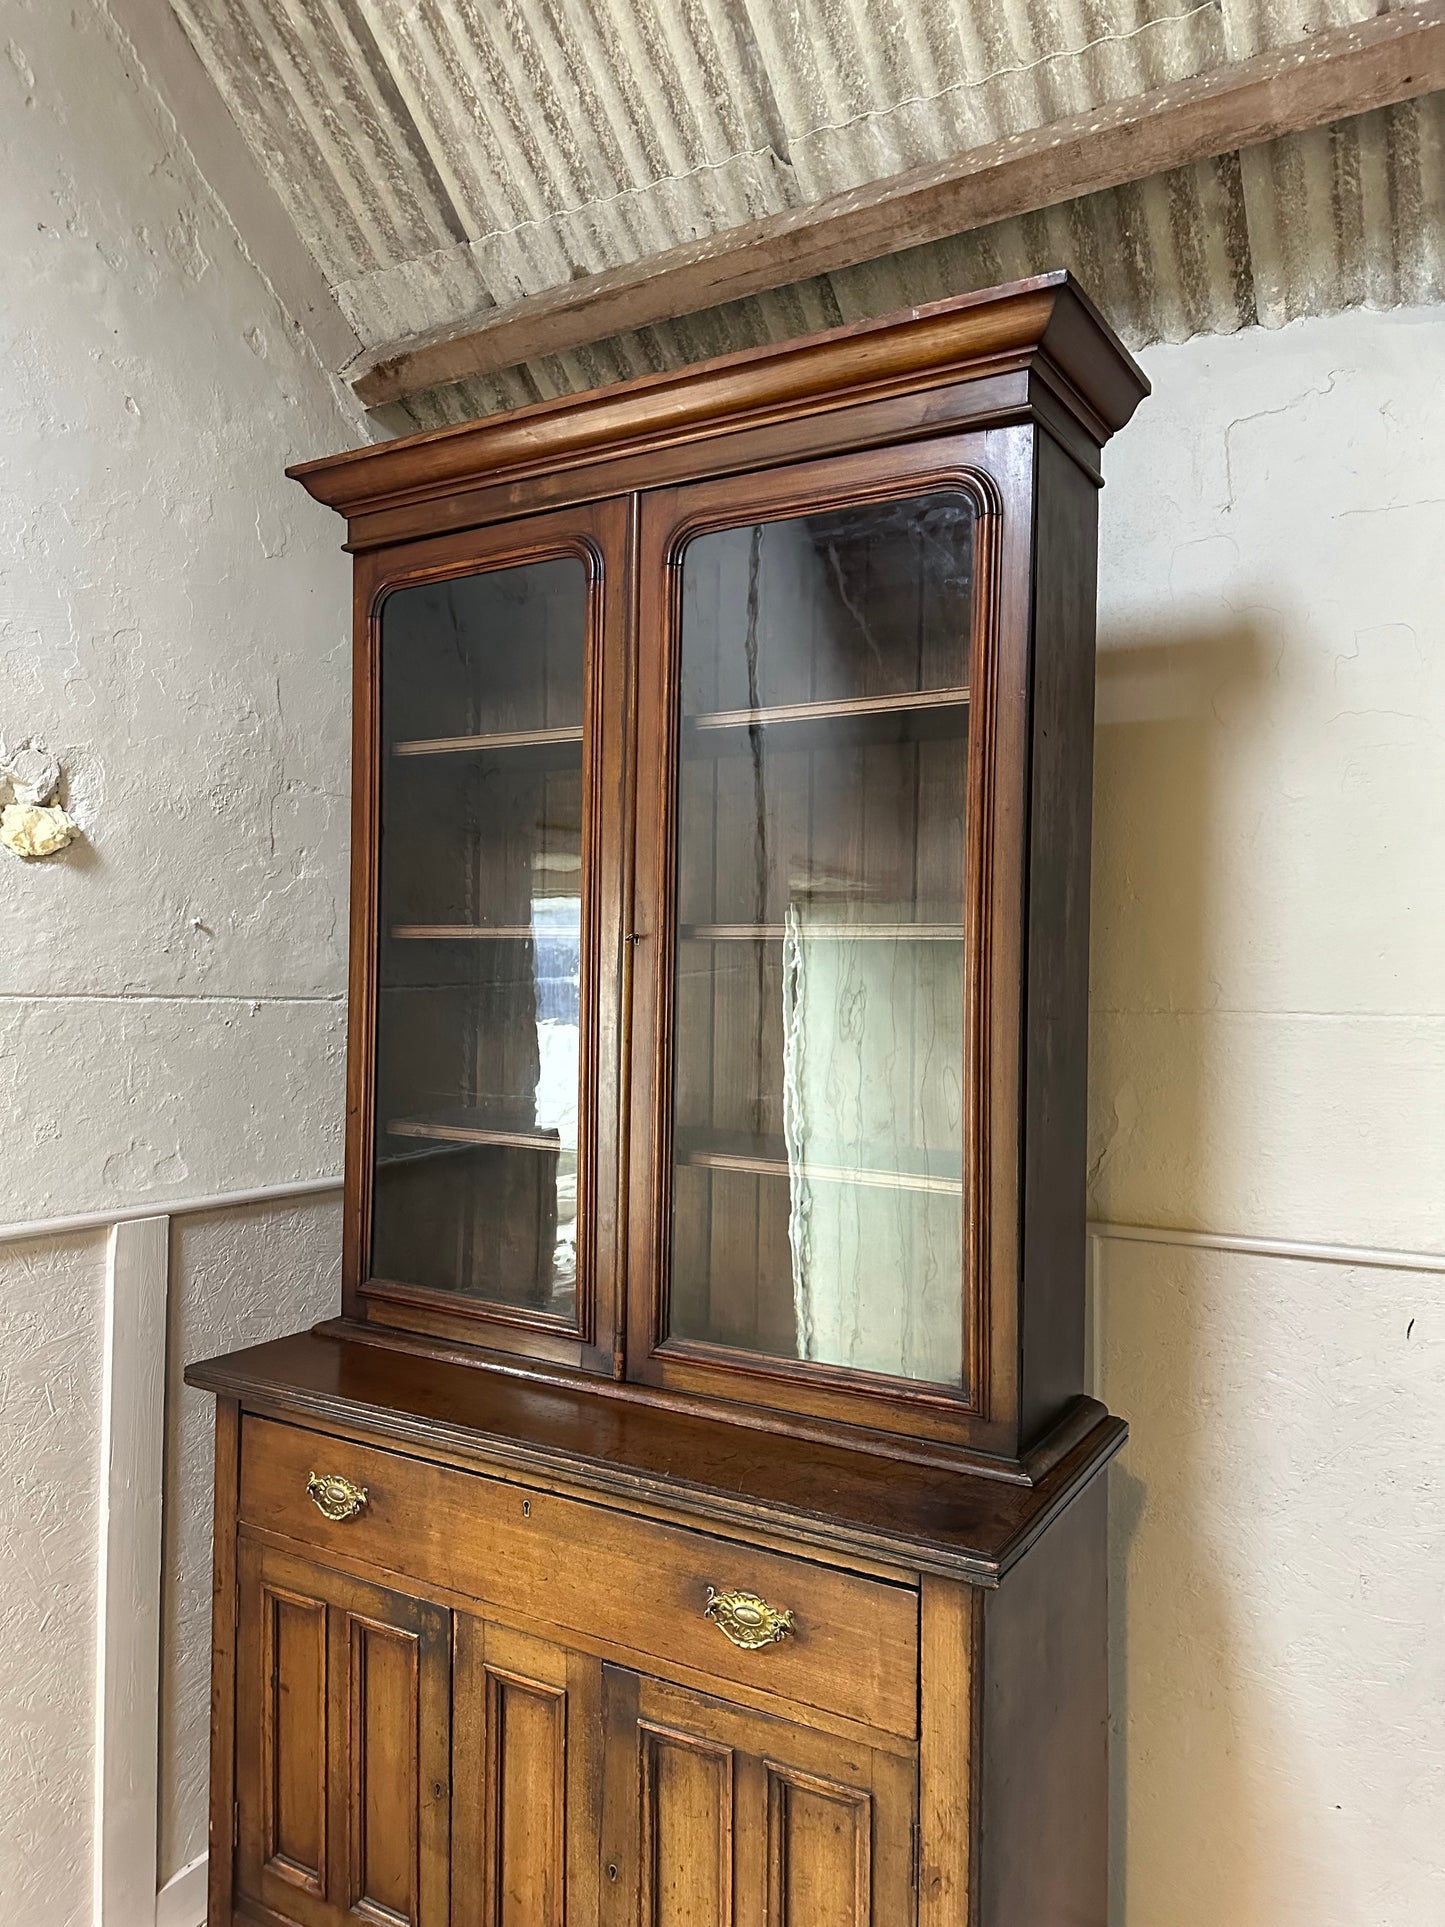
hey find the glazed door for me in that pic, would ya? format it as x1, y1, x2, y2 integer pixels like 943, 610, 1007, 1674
628, 442, 994, 1441
234, 1540, 451, 1927
452, 1617, 606, 1927
598, 1666, 916, 1925
352, 498, 629, 1370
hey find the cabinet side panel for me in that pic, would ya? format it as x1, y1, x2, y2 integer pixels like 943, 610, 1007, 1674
1020, 432, 1101, 1443
979, 1476, 1108, 1927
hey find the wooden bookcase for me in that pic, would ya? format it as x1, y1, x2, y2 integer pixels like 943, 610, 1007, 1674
189, 273, 1148, 1927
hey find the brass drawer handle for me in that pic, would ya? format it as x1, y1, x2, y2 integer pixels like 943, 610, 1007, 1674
306, 1471, 368, 1522
705, 1586, 795, 1650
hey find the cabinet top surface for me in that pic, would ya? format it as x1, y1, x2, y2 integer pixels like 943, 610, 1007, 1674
186, 1329, 1124, 1585
290, 272, 1148, 522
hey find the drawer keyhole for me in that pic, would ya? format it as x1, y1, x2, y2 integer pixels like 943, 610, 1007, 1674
522, 1500, 531, 1517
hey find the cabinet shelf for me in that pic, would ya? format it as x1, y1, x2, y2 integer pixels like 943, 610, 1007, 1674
683, 685, 968, 755
390, 924, 539, 941
680, 921, 963, 943
392, 723, 583, 759
676, 1130, 962, 1198
689, 685, 969, 730
387, 1112, 569, 1154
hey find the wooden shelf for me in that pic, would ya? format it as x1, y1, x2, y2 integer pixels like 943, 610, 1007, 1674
689, 685, 969, 730
393, 723, 583, 758
676, 1130, 962, 1198
387, 1113, 570, 1154
681, 921, 963, 942
391, 924, 538, 941
680, 685, 968, 756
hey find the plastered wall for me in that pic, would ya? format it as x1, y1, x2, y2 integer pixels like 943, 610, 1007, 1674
1094, 304, 1445, 1926
1, 3, 1441, 1915
0, 1, 359, 1919
0, 0, 360, 1222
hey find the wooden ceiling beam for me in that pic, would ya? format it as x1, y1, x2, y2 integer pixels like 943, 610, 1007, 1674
350, 3, 1445, 408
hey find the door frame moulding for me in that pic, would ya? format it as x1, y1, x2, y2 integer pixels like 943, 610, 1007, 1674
349, 4, 1445, 407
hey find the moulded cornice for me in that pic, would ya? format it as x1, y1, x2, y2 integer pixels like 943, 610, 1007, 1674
288, 274, 1148, 529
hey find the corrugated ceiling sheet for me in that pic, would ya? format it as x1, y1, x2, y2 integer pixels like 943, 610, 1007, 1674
167, 0, 1443, 424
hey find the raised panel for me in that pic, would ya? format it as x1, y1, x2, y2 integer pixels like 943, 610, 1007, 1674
764, 1764, 871, 1927
455, 1619, 605, 1927
483, 1665, 566, 1927
344, 1615, 422, 1926
263, 1586, 329, 1895
639, 1723, 734, 1927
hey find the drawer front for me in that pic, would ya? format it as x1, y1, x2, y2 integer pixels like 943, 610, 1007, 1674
239, 1416, 918, 1737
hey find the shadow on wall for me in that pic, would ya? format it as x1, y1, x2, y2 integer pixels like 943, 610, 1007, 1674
1090, 614, 1273, 1927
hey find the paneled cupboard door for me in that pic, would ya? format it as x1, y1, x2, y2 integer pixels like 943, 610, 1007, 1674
352, 499, 629, 1371
452, 1618, 607, 1927
234, 1541, 451, 1927
597, 1667, 916, 1926
628, 444, 996, 1439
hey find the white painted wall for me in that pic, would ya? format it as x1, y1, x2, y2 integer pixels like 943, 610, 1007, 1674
0, 2, 359, 1920
1094, 304, 1445, 1927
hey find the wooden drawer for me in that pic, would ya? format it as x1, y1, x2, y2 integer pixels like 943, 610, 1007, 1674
239, 1415, 918, 1737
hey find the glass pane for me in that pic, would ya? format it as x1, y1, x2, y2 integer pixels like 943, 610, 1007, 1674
372, 556, 587, 1320
667, 493, 973, 1387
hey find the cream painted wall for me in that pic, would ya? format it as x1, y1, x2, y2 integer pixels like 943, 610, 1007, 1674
0, 2, 359, 1920
1094, 304, 1445, 1926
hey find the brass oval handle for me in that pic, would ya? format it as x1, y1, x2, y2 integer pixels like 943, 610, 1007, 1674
704, 1586, 795, 1650
306, 1471, 368, 1522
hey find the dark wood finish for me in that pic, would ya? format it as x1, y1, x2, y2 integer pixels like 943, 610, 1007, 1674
977, 1474, 1110, 1927
294, 276, 1146, 536
346, 498, 630, 1376
1019, 432, 1102, 1441
197, 283, 1142, 1927
347, 5, 1445, 407
191, 1331, 1122, 1586
628, 438, 1000, 1443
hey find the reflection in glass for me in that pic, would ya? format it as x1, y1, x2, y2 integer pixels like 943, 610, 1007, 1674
667, 493, 974, 1386
371, 556, 587, 1319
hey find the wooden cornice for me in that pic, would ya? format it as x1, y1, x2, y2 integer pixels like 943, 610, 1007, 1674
348, 3, 1445, 410
289, 273, 1147, 522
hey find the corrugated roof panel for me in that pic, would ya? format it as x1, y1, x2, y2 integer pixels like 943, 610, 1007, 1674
167, 0, 1445, 418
